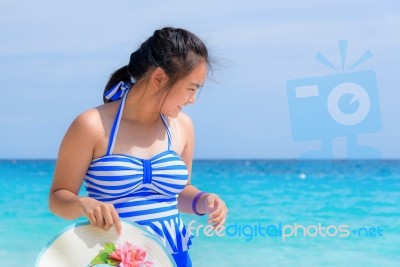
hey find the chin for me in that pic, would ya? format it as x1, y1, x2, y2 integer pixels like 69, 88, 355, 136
162, 109, 180, 118
171, 110, 181, 118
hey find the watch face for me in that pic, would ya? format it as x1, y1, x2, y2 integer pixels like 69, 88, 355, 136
327, 82, 371, 126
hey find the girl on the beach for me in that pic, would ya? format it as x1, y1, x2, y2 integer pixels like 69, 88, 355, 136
49, 27, 228, 267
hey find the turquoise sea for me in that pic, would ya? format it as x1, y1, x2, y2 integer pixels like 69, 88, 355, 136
0, 160, 399, 266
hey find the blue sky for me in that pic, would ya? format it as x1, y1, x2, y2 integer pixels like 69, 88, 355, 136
1, 0, 399, 159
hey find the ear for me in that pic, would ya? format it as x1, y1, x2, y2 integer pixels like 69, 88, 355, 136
151, 67, 168, 88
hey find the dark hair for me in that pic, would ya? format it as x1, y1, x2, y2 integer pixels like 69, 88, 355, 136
103, 27, 210, 103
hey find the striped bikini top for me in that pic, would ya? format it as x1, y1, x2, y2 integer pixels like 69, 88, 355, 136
83, 90, 192, 253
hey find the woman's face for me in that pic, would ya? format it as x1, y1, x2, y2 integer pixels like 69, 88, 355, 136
161, 61, 208, 117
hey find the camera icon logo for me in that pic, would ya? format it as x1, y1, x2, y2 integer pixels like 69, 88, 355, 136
286, 40, 382, 158
328, 81, 370, 126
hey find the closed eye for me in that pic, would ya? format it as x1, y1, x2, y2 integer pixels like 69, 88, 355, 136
190, 82, 204, 89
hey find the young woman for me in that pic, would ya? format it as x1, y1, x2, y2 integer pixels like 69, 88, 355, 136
49, 27, 228, 266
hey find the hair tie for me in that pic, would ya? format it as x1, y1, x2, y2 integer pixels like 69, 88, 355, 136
104, 81, 133, 101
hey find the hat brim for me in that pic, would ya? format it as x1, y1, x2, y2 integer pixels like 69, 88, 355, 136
36, 220, 176, 267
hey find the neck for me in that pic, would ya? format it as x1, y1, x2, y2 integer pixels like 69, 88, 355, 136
122, 82, 163, 125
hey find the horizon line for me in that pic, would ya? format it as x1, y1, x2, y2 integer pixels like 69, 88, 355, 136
1, 158, 399, 161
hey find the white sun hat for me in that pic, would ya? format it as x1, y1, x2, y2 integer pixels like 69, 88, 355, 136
35, 220, 176, 267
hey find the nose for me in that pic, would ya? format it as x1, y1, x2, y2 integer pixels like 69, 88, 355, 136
188, 95, 195, 104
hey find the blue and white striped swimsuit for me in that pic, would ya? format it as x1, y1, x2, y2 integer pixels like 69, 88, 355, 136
83, 91, 192, 254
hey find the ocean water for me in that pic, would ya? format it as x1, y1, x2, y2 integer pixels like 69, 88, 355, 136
0, 160, 399, 266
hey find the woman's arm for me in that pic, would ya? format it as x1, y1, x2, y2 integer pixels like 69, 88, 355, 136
49, 109, 121, 233
177, 113, 228, 228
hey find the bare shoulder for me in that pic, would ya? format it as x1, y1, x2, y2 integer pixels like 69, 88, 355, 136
174, 112, 195, 165
68, 103, 116, 141
175, 111, 195, 149
70, 108, 103, 137
175, 111, 194, 132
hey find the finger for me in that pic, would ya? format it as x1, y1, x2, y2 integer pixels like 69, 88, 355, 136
207, 196, 216, 210
208, 202, 225, 219
94, 208, 105, 228
212, 214, 227, 228
111, 208, 122, 235
213, 217, 227, 229
86, 211, 97, 227
208, 207, 227, 224
214, 222, 225, 232
103, 209, 115, 231
208, 212, 225, 224
210, 211, 227, 227
208, 210, 219, 221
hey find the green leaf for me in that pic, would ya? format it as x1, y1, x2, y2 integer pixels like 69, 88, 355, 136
90, 252, 109, 266
104, 243, 116, 254
106, 258, 120, 266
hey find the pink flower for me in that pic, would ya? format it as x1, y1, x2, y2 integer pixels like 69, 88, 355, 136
109, 242, 153, 267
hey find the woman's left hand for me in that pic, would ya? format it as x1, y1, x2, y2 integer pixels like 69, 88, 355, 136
204, 194, 228, 229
